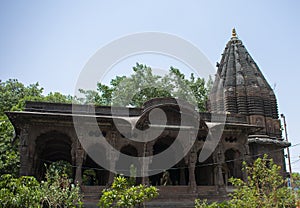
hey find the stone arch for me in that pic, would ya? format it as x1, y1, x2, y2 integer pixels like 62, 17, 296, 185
149, 136, 188, 186
115, 144, 139, 177
83, 143, 110, 186
224, 148, 243, 183
136, 98, 203, 131
35, 130, 73, 180
195, 150, 214, 185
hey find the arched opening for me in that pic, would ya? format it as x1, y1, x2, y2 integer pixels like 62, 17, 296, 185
35, 131, 73, 181
82, 143, 110, 186
82, 155, 109, 186
224, 148, 243, 184
195, 151, 214, 185
149, 136, 188, 186
116, 144, 139, 179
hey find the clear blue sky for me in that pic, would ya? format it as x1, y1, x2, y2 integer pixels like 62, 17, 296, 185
1, 1, 300, 172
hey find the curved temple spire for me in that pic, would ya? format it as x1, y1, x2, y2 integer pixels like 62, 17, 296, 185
209, 29, 279, 119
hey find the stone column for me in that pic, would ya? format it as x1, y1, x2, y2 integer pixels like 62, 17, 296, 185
213, 145, 225, 188
19, 125, 34, 176
188, 147, 197, 192
75, 144, 85, 184
71, 142, 76, 181
179, 166, 186, 185
242, 144, 250, 182
108, 150, 119, 184
141, 142, 154, 185
108, 132, 118, 184
188, 130, 197, 191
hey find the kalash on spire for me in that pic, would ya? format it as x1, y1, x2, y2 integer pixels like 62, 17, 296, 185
232, 28, 237, 38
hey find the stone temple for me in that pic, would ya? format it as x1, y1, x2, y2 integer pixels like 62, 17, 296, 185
6, 29, 290, 207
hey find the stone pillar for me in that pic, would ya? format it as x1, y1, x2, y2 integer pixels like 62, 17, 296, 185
71, 142, 76, 181
141, 142, 154, 185
19, 125, 34, 176
108, 132, 118, 184
214, 145, 225, 188
108, 150, 119, 184
179, 166, 186, 185
188, 130, 197, 191
75, 144, 85, 184
242, 144, 250, 182
188, 147, 197, 192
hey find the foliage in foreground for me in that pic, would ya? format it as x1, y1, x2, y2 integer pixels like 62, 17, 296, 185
195, 155, 296, 208
0, 162, 82, 208
0, 116, 19, 177
98, 175, 159, 208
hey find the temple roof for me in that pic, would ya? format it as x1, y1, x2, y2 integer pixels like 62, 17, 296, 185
209, 29, 278, 119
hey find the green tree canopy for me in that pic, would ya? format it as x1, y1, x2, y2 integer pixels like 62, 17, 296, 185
0, 79, 74, 177
79, 63, 211, 111
0, 79, 43, 116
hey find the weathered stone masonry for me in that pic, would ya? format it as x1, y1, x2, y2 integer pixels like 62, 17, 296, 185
6, 29, 290, 204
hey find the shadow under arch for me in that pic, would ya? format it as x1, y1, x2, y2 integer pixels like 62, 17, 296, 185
116, 144, 139, 177
224, 148, 243, 184
83, 143, 110, 186
149, 136, 188, 186
195, 149, 214, 185
35, 130, 73, 180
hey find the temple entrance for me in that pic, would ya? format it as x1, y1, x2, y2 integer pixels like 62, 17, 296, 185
224, 148, 243, 184
84, 142, 110, 186
195, 151, 214, 185
82, 155, 109, 186
149, 136, 188, 186
35, 131, 73, 181
115, 144, 141, 183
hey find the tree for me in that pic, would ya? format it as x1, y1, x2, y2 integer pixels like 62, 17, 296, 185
79, 63, 210, 111
0, 118, 19, 177
0, 163, 82, 208
0, 174, 41, 208
195, 155, 296, 208
40, 162, 82, 208
0, 79, 74, 177
292, 172, 300, 190
0, 79, 43, 116
98, 175, 158, 208
229, 155, 295, 207
0, 80, 81, 206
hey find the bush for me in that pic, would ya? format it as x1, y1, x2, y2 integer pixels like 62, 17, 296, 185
0, 174, 41, 208
98, 175, 158, 208
0, 162, 83, 208
195, 154, 297, 208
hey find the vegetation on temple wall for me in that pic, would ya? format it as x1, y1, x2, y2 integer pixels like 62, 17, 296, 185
98, 175, 159, 208
79, 63, 212, 111
195, 155, 297, 208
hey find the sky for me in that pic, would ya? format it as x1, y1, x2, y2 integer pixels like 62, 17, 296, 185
1, 1, 300, 172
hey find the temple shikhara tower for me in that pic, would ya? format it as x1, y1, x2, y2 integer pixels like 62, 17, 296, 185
7, 29, 290, 206
209, 29, 287, 168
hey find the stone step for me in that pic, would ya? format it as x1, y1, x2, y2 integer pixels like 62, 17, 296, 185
81, 185, 230, 207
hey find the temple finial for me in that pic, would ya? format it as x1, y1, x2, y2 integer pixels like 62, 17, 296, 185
232, 28, 237, 38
